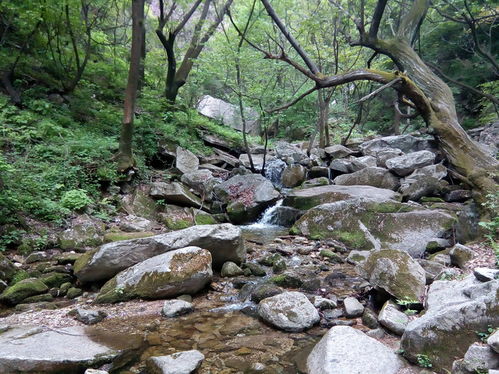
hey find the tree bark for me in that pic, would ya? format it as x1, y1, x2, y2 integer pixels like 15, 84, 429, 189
117, 0, 144, 172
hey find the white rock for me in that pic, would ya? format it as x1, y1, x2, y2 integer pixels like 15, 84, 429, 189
343, 297, 364, 317
147, 350, 205, 374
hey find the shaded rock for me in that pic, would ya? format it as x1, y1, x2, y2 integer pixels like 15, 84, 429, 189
176, 147, 199, 174
376, 148, 404, 168
147, 350, 205, 374
313, 296, 338, 310
401, 276, 499, 371
378, 301, 409, 335
324, 144, 354, 159
250, 284, 282, 303
66, 287, 83, 299
0, 278, 48, 305
74, 224, 244, 282
270, 273, 303, 288
161, 299, 194, 318
120, 185, 158, 220
157, 205, 195, 230
349, 155, 378, 172
449, 244, 477, 268
281, 164, 306, 188
0, 326, 142, 374
85, 370, 109, 374
58, 214, 105, 250
221, 261, 244, 277
399, 176, 444, 202
213, 174, 279, 224
406, 164, 448, 180
362, 308, 380, 329
359, 249, 426, 302
306, 326, 403, 374
283, 185, 400, 211
265, 206, 303, 227
360, 134, 435, 155
258, 291, 319, 332
386, 150, 436, 176
343, 297, 364, 317
95, 247, 212, 303
150, 182, 203, 209
118, 215, 154, 232
0, 253, 17, 283
488, 330, 499, 353
475, 268, 499, 282
334, 167, 400, 191
243, 262, 267, 277
308, 166, 330, 178
452, 343, 499, 373
25, 251, 50, 264
292, 199, 455, 257
40, 272, 72, 288
74, 308, 107, 325
445, 189, 473, 202
329, 159, 352, 174
417, 259, 446, 284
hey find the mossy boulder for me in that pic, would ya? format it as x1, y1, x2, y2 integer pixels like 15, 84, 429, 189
120, 185, 158, 220
0, 278, 49, 305
292, 198, 456, 257
0, 253, 17, 283
103, 231, 155, 243
58, 214, 105, 250
95, 246, 212, 303
270, 273, 303, 288
358, 249, 426, 302
40, 272, 72, 288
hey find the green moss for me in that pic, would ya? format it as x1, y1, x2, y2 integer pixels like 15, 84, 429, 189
320, 249, 343, 263
270, 273, 303, 288
40, 272, 72, 288
10, 270, 30, 285
336, 231, 370, 249
0, 278, 49, 304
420, 197, 445, 203
289, 225, 301, 235
103, 231, 155, 243
73, 248, 97, 275
23, 293, 54, 303
164, 217, 193, 230
194, 213, 217, 225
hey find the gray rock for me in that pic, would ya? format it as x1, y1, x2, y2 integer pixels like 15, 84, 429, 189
417, 259, 446, 284
0, 326, 142, 373
324, 144, 354, 159
119, 215, 154, 232
274, 141, 308, 163
150, 182, 203, 209
197, 94, 260, 135
378, 301, 409, 335
147, 350, 205, 374
74, 308, 107, 325
25, 251, 49, 264
180, 169, 215, 198
349, 155, 378, 171
366, 327, 386, 339
0, 253, 16, 283
162, 299, 194, 318
176, 147, 199, 174
399, 175, 444, 202
406, 164, 448, 180
75, 223, 244, 282
359, 249, 426, 302
306, 326, 403, 374
475, 268, 499, 282
58, 214, 105, 250
334, 167, 400, 191
347, 250, 371, 265
0, 278, 49, 305
360, 135, 435, 155
445, 189, 473, 202
401, 276, 499, 371
258, 291, 320, 332
386, 150, 436, 176
362, 308, 380, 329
453, 342, 499, 373
84, 370, 109, 374
343, 297, 364, 317
220, 261, 244, 277
281, 164, 306, 188
376, 148, 404, 168
329, 159, 352, 173
488, 330, 499, 353
313, 296, 338, 310
449, 244, 477, 268
95, 247, 213, 303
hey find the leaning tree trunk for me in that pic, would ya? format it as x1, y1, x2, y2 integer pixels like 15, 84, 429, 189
117, 0, 144, 172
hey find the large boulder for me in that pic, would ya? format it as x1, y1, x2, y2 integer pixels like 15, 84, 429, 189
401, 276, 499, 371
0, 325, 142, 373
274, 141, 308, 163
58, 214, 105, 250
95, 247, 212, 303
386, 150, 436, 177
359, 134, 436, 155
0, 278, 48, 305
281, 164, 306, 188
180, 169, 216, 199
213, 174, 280, 224
257, 291, 319, 332
292, 199, 456, 257
74, 224, 244, 282
150, 182, 203, 209
378, 300, 410, 335
324, 144, 354, 159
283, 185, 400, 211
197, 95, 260, 135
306, 326, 403, 374
359, 249, 426, 302
334, 167, 400, 191
175, 147, 199, 174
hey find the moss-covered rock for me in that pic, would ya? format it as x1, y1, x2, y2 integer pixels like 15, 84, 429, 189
320, 249, 343, 263
103, 231, 155, 243
194, 212, 217, 225
58, 214, 105, 250
40, 272, 72, 288
66, 287, 83, 299
0, 278, 49, 305
23, 293, 54, 303
270, 273, 303, 289
0, 253, 17, 283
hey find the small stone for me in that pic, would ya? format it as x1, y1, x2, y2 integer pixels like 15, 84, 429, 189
66, 287, 83, 299
343, 297, 364, 318
362, 308, 380, 329
250, 284, 282, 303
74, 308, 107, 325
162, 300, 194, 318
320, 249, 343, 263
177, 294, 192, 303
449, 244, 476, 268
313, 296, 338, 310
347, 250, 371, 265
244, 263, 266, 277
272, 258, 287, 273
270, 273, 303, 288
84, 370, 109, 374
25, 252, 49, 264
220, 262, 244, 277
474, 267, 499, 282
366, 328, 386, 339
322, 308, 344, 320
147, 350, 204, 374
378, 301, 409, 335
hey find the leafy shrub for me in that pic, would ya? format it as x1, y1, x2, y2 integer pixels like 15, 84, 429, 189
60, 189, 92, 211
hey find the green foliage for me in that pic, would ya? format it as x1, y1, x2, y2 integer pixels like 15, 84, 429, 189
0, 229, 25, 252
60, 189, 92, 211
476, 325, 496, 343
10, 270, 30, 285
416, 354, 433, 368
479, 190, 499, 264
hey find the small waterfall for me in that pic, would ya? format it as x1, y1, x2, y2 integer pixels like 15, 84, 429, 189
264, 159, 287, 187
258, 199, 284, 225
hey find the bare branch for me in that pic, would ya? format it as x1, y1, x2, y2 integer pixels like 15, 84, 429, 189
357, 77, 402, 103
369, 0, 388, 39
267, 86, 318, 113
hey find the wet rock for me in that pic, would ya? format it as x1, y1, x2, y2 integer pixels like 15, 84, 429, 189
283, 184, 400, 211
272, 258, 287, 273
74, 224, 244, 282
360, 134, 435, 155
359, 249, 426, 302
176, 147, 199, 174
150, 182, 203, 209
386, 150, 436, 177
362, 308, 380, 329
0, 326, 142, 373
475, 267, 499, 282
162, 299, 194, 317
250, 284, 282, 303
58, 214, 105, 250
307, 326, 403, 374
74, 308, 107, 325
258, 253, 283, 267
401, 276, 499, 371
213, 174, 280, 224
258, 291, 320, 332
281, 164, 306, 188
221, 261, 244, 277
378, 301, 409, 335
118, 215, 154, 232
0, 278, 49, 305
95, 247, 212, 303
293, 199, 455, 257
334, 167, 400, 191
324, 144, 354, 159
147, 350, 205, 374
449, 244, 476, 268
488, 330, 499, 353
343, 297, 364, 317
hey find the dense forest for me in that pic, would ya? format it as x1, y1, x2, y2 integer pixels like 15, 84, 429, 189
0, 1, 497, 373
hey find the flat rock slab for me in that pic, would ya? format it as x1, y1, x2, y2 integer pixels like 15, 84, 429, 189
147, 350, 204, 374
283, 185, 400, 211
0, 326, 142, 373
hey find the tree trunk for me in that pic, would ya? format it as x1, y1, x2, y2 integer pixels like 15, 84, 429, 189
117, 0, 144, 172
317, 91, 330, 148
